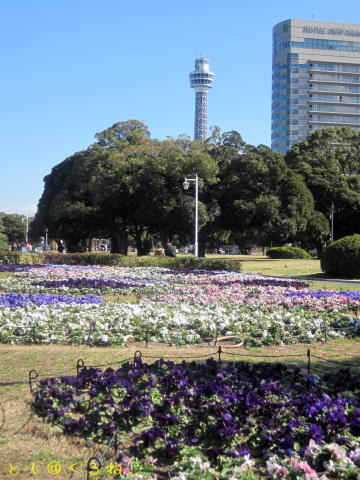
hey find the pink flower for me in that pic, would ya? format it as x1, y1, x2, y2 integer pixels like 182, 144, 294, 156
327, 443, 346, 460
290, 458, 317, 474
304, 439, 319, 456
266, 459, 288, 478
302, 462, 317, 474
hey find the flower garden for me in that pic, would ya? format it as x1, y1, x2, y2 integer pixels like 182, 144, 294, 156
1, 264, 360, 347
0, 263, 360, 479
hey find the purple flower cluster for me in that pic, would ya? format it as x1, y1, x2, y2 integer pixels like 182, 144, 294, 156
32, 278, 148, 290
0, 292, 103, 307
0, 263, 99, 273
0, 264, 42, 272
284, 290, 360, 301
35, 359, 360, 473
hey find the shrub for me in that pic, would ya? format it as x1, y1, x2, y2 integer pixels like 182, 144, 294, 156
0, 251, 43, 264
40, 252, 241, 272
0, 250, 241, 272
266, 247, 311, 259
170, 256, 241, 272
41, 252, 125, 266
321, 234, 360, 278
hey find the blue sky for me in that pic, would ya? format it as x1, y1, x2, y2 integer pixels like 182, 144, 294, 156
1, 0, 359, 215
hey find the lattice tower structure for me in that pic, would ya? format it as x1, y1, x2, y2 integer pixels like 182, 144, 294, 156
189, 57, 215, 141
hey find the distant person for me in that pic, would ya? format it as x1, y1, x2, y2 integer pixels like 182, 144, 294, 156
154, 244, 165, 257
58, 242, 64, 253
164, 242, 176, 257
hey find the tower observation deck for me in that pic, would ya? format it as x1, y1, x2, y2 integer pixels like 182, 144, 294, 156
189, 57, 215, 141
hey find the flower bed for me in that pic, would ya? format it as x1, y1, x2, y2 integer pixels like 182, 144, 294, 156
0, 292, 102, 307
0, 264, 360, 347
34, 359, 360, 479
1, 266, 359, 312
1, 301, 358, 346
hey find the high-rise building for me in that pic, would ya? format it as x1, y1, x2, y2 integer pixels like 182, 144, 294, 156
189, 57, 215, 141
272, 19, 360, 154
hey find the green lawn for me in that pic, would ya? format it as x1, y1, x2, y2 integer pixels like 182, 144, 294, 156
204, 254, 323, 276
204, 254, 360, 286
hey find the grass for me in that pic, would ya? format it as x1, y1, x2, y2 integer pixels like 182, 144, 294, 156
309, 280, 360, 291
102, 294, 139, 303
0, 342, 359, 478
235, 256, 323, 277
205, 254, 360, 285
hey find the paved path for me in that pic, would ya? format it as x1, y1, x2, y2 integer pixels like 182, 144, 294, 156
296, 276, 360, 286
258, 273, 360, 287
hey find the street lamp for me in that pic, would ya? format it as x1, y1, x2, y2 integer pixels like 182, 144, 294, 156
22, 217, 29, 243
183, 174, 199, 257
44, 227, 48, 251
330, 202, 335, 243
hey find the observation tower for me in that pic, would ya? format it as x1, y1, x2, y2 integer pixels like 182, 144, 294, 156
189, 57, 215, 141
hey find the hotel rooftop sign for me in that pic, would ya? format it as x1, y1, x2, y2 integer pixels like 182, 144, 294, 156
303, 26, 360, 37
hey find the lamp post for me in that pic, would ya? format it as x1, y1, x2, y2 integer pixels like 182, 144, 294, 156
330, 202, 335, 243
183, 174, 199, 257
44, 228, 48, 251
22, 217, 29, 243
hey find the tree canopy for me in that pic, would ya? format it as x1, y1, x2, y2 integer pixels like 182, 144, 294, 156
33, 121, 219, 253
203, 137, 315, 250
285, 127, 360, 240
1, 214, 27, 245
0, 215, 9, 250
32, 120, 334, 255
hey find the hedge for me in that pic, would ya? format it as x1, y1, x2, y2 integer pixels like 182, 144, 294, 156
0, 251, 241, 272
0, 251, 43, 264
321, 234, 360, 278
266, 247, 311, 259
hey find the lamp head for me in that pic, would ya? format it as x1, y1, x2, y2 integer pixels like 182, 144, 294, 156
183, 180, 190, 190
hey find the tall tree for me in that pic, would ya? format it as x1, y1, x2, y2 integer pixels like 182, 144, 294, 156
94, 120, 152, 148
204, 134, 315, 249
32, 148, 108, 252
0, 216, 9, 250
33, 121, 218, 254
285, 127, 360, 240
2, 214, 27, 245
91, 136, 218, 254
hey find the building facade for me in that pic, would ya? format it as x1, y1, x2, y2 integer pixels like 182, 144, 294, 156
189, 57, 215, 141
272, 19, 360, 154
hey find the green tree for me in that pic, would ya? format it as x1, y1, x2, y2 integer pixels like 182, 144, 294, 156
294, 210, 330, 257
95, 120, 152, 148
0, 217, 9, 250
286, 127, 360, 240
33, 121, 218, 255
32, 147, 108, 252
91, 135, 218, 255
2, 214, 27, 245
205, 135, 315, 249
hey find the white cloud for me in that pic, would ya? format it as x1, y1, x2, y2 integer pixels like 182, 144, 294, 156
0, 204, 37, 216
